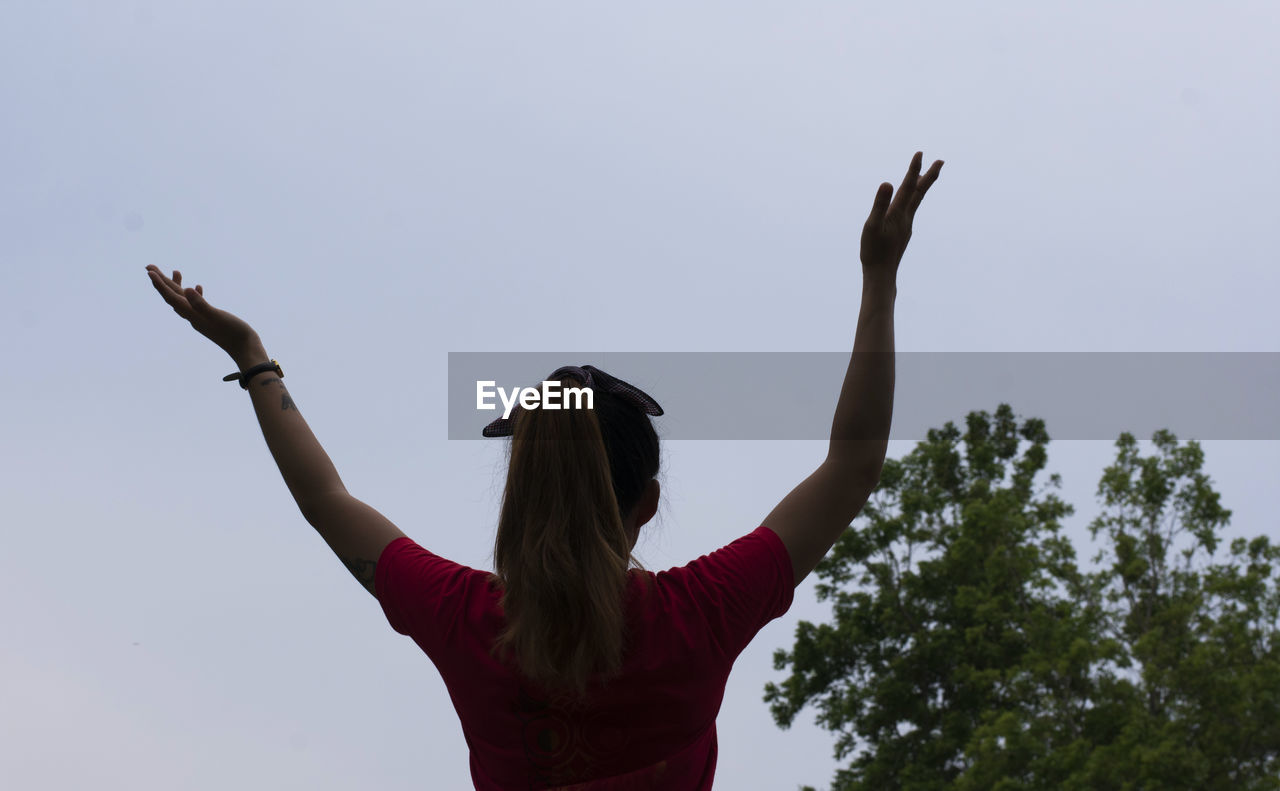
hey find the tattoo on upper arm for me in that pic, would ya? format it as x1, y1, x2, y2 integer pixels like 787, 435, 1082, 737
257, 377, 297, 411
342, 556, 377, 596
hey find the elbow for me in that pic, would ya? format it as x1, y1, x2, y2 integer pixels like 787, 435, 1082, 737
818, 458, 884, 521
296, 488, 347, 525
826, 437, 888, 480
853, 463, 883, 494
861, 463, 883, 487
845, 463, 884, 509
824, 455, 883, 487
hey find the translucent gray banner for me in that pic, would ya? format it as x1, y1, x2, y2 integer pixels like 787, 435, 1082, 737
447, 353, 1280, 440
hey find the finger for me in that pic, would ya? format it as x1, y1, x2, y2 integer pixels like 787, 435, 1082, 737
889, 151, 923, 216
195, 285, 203, 296
147, 268, 188, 305
173, 270, 182, 286
907, 160, 943, 214
150, 274, 194, 316
867, 182, 893, 226
148, 267, 180, 294
149, 269, 182, 299
185, 287, 206, 309
147, 269, 170, 295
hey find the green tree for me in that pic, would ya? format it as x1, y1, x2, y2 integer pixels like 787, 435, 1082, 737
766, 407, 1280, 790
1071, 430, 1280, 789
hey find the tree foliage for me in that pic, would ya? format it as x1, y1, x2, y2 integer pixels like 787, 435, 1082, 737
765, 406, 1280, 790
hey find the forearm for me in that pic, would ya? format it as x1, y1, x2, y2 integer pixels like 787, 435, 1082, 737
827, 268, 896, 472
232, 340, 347, 511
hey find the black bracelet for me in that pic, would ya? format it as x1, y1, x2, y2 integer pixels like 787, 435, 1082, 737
223, 359, 283, 390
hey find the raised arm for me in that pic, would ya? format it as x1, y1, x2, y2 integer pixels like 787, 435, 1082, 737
145, 267, 406, 597
764, 152, 942, 586
228, 342, 408, 595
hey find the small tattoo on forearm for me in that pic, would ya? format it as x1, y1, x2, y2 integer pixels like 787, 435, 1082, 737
342, 557, 377, 595
256, 377, 297, 411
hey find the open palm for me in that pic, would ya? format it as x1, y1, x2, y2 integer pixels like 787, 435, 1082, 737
145, 265, 259, 358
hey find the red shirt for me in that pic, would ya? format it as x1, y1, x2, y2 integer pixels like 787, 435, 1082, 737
375, 525, 795, 790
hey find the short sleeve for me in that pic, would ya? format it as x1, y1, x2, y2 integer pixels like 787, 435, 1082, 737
375, 537, 479, 652
660, 526, 795, 661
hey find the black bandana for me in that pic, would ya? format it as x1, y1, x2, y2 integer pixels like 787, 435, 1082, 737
481, 365, 663, 437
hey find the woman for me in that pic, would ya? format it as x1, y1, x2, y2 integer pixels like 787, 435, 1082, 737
145, 152, 942, 789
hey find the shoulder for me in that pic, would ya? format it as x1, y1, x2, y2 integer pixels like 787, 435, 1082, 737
375, 538, 497, 636
666, 527, 793, 589
640, 527, 794, 656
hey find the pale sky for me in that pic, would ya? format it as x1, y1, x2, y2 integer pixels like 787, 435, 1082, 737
3, 2, 1278, 789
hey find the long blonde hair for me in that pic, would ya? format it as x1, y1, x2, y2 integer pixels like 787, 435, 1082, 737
490, 375, 660, 699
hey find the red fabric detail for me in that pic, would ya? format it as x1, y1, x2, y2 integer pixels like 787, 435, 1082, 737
375, 526, 794, 790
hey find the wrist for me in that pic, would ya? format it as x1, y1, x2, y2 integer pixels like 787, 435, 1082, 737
231, 338, 270, 371
861, 266, 898, 298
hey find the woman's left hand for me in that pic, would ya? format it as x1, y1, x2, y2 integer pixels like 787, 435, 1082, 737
145, 265, 260, 359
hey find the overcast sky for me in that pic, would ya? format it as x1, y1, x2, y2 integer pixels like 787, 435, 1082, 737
3, 2, 1278, 789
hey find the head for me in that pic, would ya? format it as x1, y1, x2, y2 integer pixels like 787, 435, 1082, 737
490, 373, 661, 699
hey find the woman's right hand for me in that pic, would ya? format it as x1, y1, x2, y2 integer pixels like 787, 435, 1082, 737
860, 151, 943, 270
145, 265, 261, 361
